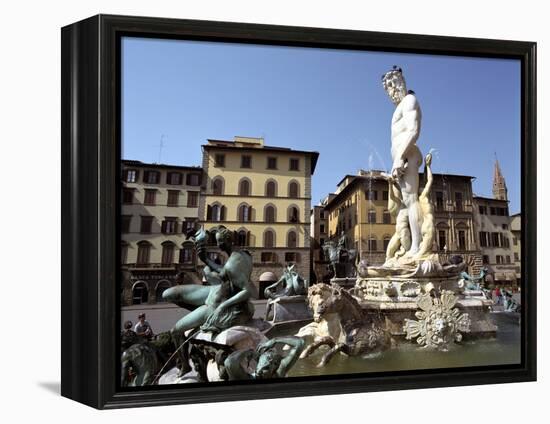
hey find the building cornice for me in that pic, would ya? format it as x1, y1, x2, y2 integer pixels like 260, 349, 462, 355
202, 143, 319, 174
122, 159, 202, 171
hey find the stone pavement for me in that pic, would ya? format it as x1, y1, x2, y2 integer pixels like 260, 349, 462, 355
121, 299, 268, 333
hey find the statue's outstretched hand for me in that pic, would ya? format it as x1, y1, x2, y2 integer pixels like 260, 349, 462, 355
425, 153, 432, 167
391, 159, 405, 179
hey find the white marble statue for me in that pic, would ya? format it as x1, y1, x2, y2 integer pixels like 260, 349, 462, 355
382, 66, 424, 260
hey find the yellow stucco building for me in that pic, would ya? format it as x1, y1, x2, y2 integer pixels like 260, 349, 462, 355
120, 160, 204, 306
199, 136, 319, 297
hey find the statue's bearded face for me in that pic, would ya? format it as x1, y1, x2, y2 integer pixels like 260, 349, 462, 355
382, 70, 407, 105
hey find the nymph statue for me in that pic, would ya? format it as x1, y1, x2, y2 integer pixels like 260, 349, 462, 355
382, 66, 423, 259
162, 225, 255, 377
415, 152, 436, 259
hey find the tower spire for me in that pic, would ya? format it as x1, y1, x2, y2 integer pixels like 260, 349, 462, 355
492, 157, 508, 201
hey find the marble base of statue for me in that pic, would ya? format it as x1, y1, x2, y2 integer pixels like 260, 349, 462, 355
355, 255, 497, 337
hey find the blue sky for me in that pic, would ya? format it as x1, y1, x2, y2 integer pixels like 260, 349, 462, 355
122, 37, 521, 213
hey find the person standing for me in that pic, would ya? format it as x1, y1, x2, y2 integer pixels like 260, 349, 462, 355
134, 313, 153, 340
494, 286, 501, 305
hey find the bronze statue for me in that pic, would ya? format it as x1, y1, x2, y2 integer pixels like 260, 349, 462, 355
223, 336, 305, 380
162, 226, 255, 377
322, 233, 358, 279
264, 264, 308, 299
459, 267, 489, 290
120, 332, 174, 387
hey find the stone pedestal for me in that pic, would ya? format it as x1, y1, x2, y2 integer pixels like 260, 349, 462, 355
265, 295, 312, 323
329, 277, 356, 289
354, 277, 497, 337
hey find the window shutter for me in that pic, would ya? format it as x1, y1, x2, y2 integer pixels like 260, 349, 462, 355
135, 170, 139, 181
246, 231, 250, 246
143, 171, 149, 182
221, 206, 226, 221
248, 206, 253, 221
206, 205, 212, 220
122, 169, 128, 181
161, 220, 166, 233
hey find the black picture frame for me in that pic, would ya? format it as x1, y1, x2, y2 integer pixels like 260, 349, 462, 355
61, 14, 537, 409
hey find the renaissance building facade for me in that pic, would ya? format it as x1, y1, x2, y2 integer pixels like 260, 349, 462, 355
310, 200, 331, 282
321, 169, 483, 274
510, 213, 521, 286
121, 160, 204, 306
199, 136, 319, 297
472, 160, 519, 287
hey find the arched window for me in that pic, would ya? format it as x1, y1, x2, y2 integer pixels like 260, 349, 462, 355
287, 231, 297, 248
238, 204, 253, 222
161, 241, 175, 265
121, 241, 128, 265
264, 229, 275, 248
236, 229, 248, 247
132, 281, 148, 305
288, 181, 299, 198
264, 204, 276, 223
288, 206, 299, 223
207, 203, 226, 221
179, 244, 194, 264
211, 177, 224, 195
239, 178, 251, 196
155, 280, 171, 303
265, 180, 277, 197
212, 204, 221, 221
136, 241, 151, 265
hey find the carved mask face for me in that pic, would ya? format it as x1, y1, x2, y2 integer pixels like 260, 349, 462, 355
382, 69, 407, 105
434, 318, 446, 334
